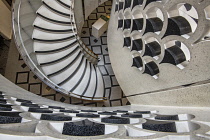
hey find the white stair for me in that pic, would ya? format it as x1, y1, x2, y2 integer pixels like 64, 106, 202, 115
30, 0, 105, 101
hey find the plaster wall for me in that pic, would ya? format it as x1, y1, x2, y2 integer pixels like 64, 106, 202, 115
0, 0, 12, 39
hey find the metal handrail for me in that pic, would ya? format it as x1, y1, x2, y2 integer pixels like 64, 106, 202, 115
77, 37, 99, 59
12, 0, 106, 101
71, 92, 107, 100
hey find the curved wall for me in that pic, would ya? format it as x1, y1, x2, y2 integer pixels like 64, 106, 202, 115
107, 0, 210, 106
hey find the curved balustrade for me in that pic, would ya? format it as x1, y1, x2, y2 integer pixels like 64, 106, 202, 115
0, 79, 206, 139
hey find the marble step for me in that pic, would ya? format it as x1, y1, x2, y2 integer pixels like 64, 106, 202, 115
57, 0, 71, 8
41, 48, 81, 76
33, 39, 77, 52
33, 17, 72, 31
36, 5, 70, 23
48, 53, 84, 84
36, 44, 79, 65
42, 0, 70, 16
32, 29, 74, 41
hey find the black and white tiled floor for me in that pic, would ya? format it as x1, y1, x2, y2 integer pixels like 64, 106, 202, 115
4, 0, 129, 107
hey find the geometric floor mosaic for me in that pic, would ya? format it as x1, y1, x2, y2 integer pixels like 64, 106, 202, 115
4, 0, 130, 107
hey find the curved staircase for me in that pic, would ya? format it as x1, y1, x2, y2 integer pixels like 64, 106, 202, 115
14, 0, 105, 101
2, 0, 210, 139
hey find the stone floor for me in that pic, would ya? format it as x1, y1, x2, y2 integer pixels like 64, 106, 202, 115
4, 0, 129, 107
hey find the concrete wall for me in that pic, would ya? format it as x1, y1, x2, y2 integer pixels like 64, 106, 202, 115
107, 0, 210, 107
0, 0, 12, 39
128, 82, 210, 107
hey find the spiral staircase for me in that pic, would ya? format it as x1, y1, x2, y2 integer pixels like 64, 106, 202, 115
13, 0, 106, 101
0, 0, 208, 139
